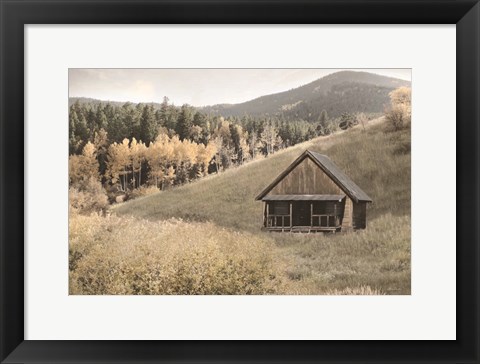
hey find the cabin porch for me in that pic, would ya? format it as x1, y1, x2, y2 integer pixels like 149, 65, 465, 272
262, 195, 345, 233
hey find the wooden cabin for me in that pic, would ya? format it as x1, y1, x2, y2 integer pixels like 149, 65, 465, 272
255, 150, 372, 233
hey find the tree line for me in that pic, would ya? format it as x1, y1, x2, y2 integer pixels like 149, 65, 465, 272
69, 97, 336, 156
69, 96, 382, 210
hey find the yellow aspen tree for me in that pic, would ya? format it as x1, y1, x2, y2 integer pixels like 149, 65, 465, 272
68, 154, 82, 188
260, 123, 282, 156
106, 143, 121, 188
145, 138, 159, 188
118, 138, 131, 190
386, 87, 412, 130
165, 166, 175, 187
212, 136, 223, 173
146, 134, 174, 189
239, 131, 249, 164
136, 140, 147, 187
389, 86, 411, 107
183, 139, 197, 166
130, 138, 146, 188
196, 142, 217, 177
107, 138, 130, 191
69, 142, 101, 192
170, 135, 182, 165
195, 144, 207, 177
81, 141, 100, 181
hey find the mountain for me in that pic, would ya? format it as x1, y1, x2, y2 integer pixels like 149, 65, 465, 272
69, 71, 411, 123
201, 71, 411, 121
68, 97, 166, 110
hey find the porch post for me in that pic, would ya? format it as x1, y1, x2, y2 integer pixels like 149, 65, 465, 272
310, 203, 313, 227
263, 201, 266, 227
334, 203, 338, 227
290, 202, 293, 227
265, 201, 269, 228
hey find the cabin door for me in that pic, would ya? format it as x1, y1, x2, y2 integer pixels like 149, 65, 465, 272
292, 201, 311, 226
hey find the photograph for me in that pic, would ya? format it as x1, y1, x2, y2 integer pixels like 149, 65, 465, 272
68, 68, 412, 295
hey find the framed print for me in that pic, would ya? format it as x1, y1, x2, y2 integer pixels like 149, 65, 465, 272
1, 0, 479, 363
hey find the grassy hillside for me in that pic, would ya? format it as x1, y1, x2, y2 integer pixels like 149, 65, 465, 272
101, 119, 411, 295
115, 119, 410, 230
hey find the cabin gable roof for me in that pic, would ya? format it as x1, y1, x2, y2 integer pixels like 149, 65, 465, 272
255, 150, 372, 203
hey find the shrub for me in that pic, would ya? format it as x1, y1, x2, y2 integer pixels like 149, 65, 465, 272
69, 177, 108, 214
356, 112, 369, 131
339, 112, 357, 130
316, 120, 338, 136
385, 104, 411, 131
385, 87, 411, 131
127, 185, 160, 200
69, 214, 286, 295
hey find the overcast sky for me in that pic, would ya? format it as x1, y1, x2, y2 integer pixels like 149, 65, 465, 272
69, 68, 411, 107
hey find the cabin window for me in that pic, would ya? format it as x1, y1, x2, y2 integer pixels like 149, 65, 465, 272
312, 201, 339, 215
266, 201, 291, 228
268, 201, 290, 215
312, 201, 327, 215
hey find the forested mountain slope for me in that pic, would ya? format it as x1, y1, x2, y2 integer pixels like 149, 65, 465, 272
201, 71, 411, 121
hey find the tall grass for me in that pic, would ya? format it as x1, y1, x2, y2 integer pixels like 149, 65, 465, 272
69, 212, 410, 295
273, 214, 410, 294
69, 213, 287, 295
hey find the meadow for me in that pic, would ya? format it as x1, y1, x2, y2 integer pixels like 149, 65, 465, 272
70, 118, 411, 295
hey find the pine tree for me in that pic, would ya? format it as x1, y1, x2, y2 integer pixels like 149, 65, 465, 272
320, 109, 328, 124
107, 113, 127, 144
140, 104, 157, 145
153, 96, 169, 129
316, 109, 330, 135
69, 110, 80, 154
193, 111, 208, 129
77, 114, 89, 141
176, 104, 194, 141
86, 109, 96, 140
95, 105, 108, 131
93, 128, 109, 179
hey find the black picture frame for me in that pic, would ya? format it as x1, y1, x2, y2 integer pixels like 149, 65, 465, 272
1, 1, 479, 363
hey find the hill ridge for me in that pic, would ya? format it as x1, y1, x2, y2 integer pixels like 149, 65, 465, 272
70, 71, 410, 122
200, 71, 410, 120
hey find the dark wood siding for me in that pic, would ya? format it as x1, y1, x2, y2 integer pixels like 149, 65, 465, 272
268, 201, 289, 215
269, 157, 344, 196
260, 152, 370, 232
352, 202, 367, 229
